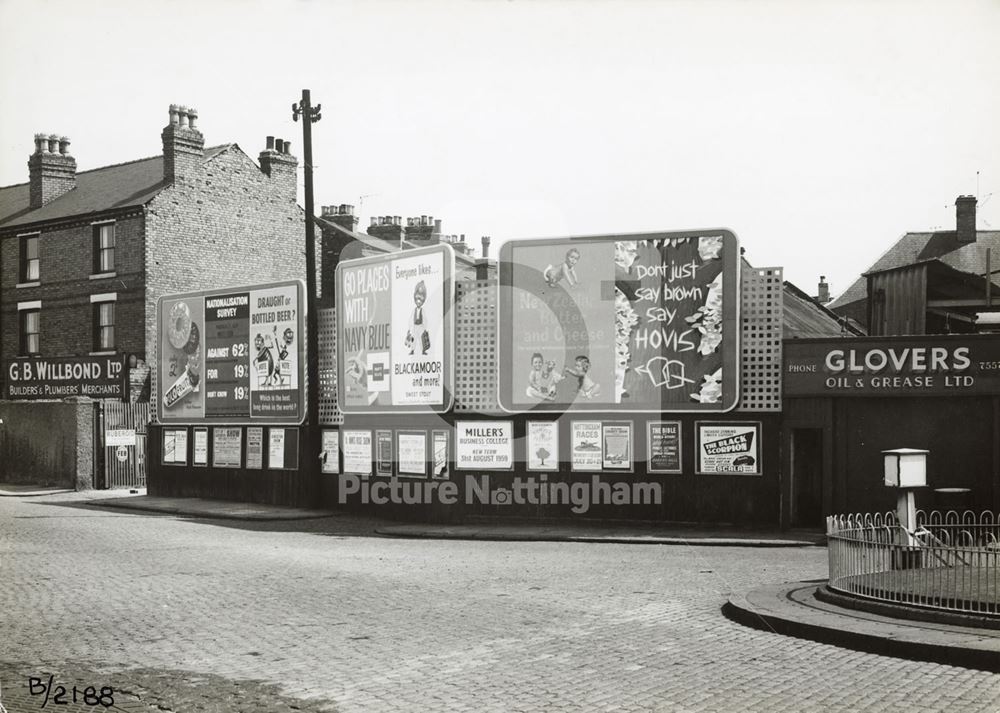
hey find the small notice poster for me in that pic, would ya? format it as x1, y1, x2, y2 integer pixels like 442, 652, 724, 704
571, 421, 602, 471
246, 427, 263, 469
527, 421, 559, 471
647, 421, 682, 473
343, 430, 373, 476
602, 422, 632, 470
321, 429, 339, 474
213, 427, 242, 468
397, 431, 427, 477
193, 427, 208, 466
696, 422, 762, 475
431, 430, 450, 480
455, 421, 513, 470
268, 428, 285, 469
376, 430, 393, 477
163, 428, 187, 465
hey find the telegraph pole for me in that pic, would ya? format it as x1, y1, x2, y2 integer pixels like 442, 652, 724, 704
293, 89, 322, 505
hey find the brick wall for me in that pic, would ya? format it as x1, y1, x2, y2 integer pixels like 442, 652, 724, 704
144, 145, 309, 403
0, 212, 147, 363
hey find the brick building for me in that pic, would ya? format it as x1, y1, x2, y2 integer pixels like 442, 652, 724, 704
0, 104, 307, 488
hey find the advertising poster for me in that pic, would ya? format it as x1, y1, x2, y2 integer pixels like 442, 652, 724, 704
336, 244, 454, 413
526, 421, 559, 471
571, 421, 603, 472
213, 427, 242, 468
268, 428, 285, 469
602, 422, 633, 470
157, 281, 304, 424
162, 428, 187, 465
647, 421, 682, 473
343, 430, 373, 476
246, 427, 263, 469
499, 231, 739, 413
376, 429, 393, 477
397, 431, 427, 478
193, 427, 208, 466
696, 422, 762, 475
321, 429, 339, 474
431, 430, 450, 480
455, 421, 513, 470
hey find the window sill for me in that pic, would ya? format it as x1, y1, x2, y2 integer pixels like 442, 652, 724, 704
15, 281, 40, 289
89, 272, 117, 280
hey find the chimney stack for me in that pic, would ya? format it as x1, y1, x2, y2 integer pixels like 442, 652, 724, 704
258, 134, 298, 201
816, 276, 830, 304
404, 214, 441, 244
28, 132, 77, 208
162, 104, 205, 183
321, 204, 358, 232
956, 195, 977, 244
368, 215, 403, 243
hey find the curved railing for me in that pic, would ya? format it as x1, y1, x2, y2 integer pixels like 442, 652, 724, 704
826, 510, 999, 616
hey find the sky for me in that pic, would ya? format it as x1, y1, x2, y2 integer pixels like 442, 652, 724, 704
1, 0, 998, 300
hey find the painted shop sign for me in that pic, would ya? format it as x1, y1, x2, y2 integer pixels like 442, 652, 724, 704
784, 336, 1000, 397
335, 244, 455, 413
156, 281, 305, 424
499, 230, 740, 413
3, 354, 127, 400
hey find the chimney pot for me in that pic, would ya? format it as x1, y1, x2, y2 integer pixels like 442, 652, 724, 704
47, 134, 59, 153
282, 140, 292, 154
34, 133, 47, 154
187, 107, 198, 129
178, 106, 189, 128
370, 217, 378, 227
460, 233, 466, 242
481, 235, 491, 259
168, 104, 180, 125
58, 136, 70, 155
266, 136, 275, 150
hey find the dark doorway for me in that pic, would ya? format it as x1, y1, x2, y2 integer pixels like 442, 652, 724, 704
791, 428, 823, 528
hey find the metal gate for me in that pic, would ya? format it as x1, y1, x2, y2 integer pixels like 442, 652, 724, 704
102, 401, 150, 489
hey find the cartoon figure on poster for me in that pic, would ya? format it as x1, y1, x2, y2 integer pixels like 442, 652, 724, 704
404, 281, 430, 356
254, 325, 297, 389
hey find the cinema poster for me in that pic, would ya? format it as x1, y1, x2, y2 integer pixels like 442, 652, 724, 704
696, 422, 761, 475
499, 231, 740, 413
336, 244, 455, 413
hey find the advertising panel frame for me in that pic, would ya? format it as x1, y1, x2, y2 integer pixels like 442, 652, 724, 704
497, 229, 740, 414
156, 280, 306, 426
570, 420, 604, 473
335, 243, 456, 415
455, 420, 514, 471
526, 420, 559, 472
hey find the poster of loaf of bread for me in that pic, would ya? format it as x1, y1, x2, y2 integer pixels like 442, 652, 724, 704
500, 231, 739, 412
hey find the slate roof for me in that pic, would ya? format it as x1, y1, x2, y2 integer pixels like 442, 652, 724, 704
829, 230, 1000, 310
783, 281, 864, 339
0, 145, 232, 229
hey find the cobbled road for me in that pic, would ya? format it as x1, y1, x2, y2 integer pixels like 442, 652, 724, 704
1, 494, 997, 712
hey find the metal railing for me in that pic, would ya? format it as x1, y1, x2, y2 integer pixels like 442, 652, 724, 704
826, 510, 1000, 616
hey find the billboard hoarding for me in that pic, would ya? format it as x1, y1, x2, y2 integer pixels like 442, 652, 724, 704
499, 230, 740, 413
157, 281, 305, 425
336, 244, 455, 414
